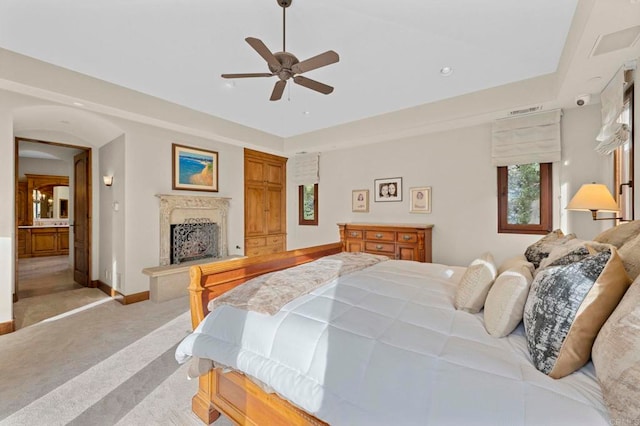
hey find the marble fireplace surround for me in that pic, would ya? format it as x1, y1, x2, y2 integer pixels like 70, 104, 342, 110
157, 194, 230, 266
144, 194, 234, 302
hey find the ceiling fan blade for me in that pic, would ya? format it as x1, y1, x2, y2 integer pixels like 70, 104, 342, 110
293, 76, 334, 95
221, 73, 273, 78
292, 50, 339, 74
270, 80, 287, 101
245, 37, 282, 71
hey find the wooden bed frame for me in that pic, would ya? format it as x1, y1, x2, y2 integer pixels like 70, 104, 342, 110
187, 242, 343, 425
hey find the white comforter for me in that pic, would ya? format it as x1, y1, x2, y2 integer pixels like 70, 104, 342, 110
176, 260, 610, 425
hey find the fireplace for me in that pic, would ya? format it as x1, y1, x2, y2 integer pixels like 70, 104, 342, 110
157, 194, 229, 266
170, 219, 219, 264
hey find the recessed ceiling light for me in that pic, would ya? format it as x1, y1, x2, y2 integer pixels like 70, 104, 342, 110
302, 111, 311, 116
440, 66, 454, 76
72, 102, 84, 107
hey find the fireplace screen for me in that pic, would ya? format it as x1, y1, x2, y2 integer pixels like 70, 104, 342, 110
170, 218, 219, 264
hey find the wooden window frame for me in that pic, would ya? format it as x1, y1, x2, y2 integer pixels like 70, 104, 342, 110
298, 184, 318, 226
613, 83, 634, 221
497, 162, 552, 235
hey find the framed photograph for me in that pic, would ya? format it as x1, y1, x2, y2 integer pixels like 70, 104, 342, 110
352, 189, 369, 212
409, 186, 431, 213
374, 177, 402, 202
172, 143, 219, 192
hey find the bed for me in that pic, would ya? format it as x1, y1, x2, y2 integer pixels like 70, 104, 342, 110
174, 238, 640, 425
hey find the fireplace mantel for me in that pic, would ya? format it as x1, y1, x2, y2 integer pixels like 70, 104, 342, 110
157, 194, 230, 266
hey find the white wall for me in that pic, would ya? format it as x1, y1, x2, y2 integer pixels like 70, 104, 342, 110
18, 157, 70, 178
118, 123, 246, 295
99, 135, 125, 290
287, 105, 609, 267
0, 107, 13, 324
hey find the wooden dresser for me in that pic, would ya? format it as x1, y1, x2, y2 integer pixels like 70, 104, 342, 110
338, 223, 433, 263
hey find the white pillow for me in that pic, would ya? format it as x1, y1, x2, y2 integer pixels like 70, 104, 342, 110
454, 252, 497, 313
484, 264, 533, 337
497, 255, 534, 276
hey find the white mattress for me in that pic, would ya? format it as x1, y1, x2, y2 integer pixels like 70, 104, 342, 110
176, 260, 610, 425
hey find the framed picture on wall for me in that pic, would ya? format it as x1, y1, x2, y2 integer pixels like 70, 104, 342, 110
172, 143, 219, 192
352, 189, 369, 212
409, 186, 431, 213
374, 177, 402, 202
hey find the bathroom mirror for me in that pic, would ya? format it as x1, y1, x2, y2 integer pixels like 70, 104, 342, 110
33, 185, 69, 219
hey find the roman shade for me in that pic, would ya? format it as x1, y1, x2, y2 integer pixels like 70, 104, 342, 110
491, 109, 562, 167
595, 68, 629, 155
290, 153, 319, 185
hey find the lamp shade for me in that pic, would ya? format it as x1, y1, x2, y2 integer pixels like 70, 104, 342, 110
566, 183, 620, 212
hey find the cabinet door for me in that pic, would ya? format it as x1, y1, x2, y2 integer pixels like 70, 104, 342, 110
245, 158, 265, 185
265, 161, 285, 186
345, 240, 364, 253
17, 182, 28, 226
266, 186, 285, 234
58, 229, 69, 251
397, 245, 420, 261
31, 229, 57, 256
245, 185, 266, 237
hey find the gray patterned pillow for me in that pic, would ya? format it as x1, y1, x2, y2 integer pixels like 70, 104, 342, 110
545, 245, 591, 267
524, 229, 576, 269
523, 248, 631, 378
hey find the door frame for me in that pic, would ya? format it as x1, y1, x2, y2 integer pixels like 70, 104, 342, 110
13, 137, 93, 301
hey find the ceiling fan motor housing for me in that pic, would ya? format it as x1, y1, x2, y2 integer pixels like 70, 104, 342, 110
270, 52, 299, 80
277, 0, 292, 8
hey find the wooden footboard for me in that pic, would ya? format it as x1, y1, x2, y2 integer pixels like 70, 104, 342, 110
187, 243, 342, 425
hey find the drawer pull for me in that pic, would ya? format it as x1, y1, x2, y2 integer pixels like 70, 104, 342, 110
375, 233, 383, 239
402, 235, 411, 241
350, 231, 359, 237
376, 244, 383, 250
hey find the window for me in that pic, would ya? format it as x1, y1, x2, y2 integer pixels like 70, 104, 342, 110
613, 84, 634, 221
298, 184, 318, 225
497, 162, 552, 234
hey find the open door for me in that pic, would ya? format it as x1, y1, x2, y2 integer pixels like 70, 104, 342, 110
73, 150, 91, 286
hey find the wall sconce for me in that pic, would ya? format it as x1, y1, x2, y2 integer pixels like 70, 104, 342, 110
565, 183, 626, 221
103, 175, 113, 187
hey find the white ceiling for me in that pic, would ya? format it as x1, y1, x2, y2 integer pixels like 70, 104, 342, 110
0, 0, 586, 139
1, 1, 640, 149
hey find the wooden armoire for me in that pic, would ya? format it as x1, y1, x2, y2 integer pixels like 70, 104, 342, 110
244, 149, 287, 256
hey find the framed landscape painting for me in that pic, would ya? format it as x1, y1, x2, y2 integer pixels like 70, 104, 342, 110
172, 143, 219, 192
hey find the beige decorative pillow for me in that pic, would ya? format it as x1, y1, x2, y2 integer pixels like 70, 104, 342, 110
523, 248, 631, 379
593, 220, 640, 248
497, 255, 534, 276
618, 232, 640, 280
454, 252, 497, 314
484, 264, 533, 337
592, 276, 640, 425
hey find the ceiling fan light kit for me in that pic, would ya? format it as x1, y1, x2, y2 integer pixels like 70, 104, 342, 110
221, 0, 339, 101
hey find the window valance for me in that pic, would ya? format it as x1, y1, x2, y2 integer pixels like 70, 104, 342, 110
491, 109, 562, 167
291, 153, 320, 185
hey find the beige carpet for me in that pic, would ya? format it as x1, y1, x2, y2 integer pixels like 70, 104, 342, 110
0, 296, 233, 426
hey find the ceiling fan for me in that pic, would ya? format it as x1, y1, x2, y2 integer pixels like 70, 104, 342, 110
221, 0, 339, 101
